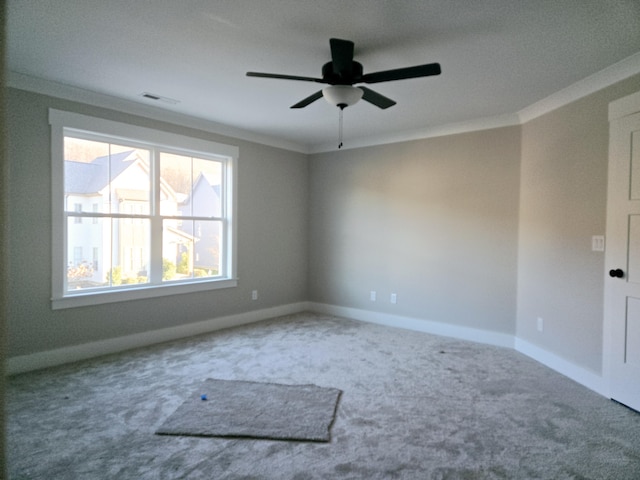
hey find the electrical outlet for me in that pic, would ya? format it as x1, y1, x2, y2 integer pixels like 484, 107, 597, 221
251, 290, 258, 301
390, 293, 397, 304
370, 291, 376, 301
537, 317, 543, 332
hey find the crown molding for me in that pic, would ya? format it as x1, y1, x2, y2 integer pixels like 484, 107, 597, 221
9, 50, 640, 156
311, 52, 640, 153
609, 89, 640, 121
309, 112, 521, 154
7, 71, 309, 154
518, 51, 640, 124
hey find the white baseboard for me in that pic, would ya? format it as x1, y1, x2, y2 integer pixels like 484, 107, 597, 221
308, 302, 515, 349
6, 302, 310, 375
7, 301, 609, 401
514, 338, 607, 397
310, 303, 609, 398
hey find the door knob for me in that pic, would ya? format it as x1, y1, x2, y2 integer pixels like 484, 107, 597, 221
609, 268, 624, 278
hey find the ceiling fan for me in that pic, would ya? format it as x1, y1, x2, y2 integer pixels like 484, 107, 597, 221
246, 38, 441, 110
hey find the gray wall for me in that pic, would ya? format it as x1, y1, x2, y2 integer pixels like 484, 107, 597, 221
6, 88, 309, 357
517, 74, 640, 373
7, 73, 640, 381
308, 127, 521, 335
1, 2, 9, 475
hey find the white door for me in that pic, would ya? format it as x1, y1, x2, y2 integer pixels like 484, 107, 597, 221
604, 91, 640, 412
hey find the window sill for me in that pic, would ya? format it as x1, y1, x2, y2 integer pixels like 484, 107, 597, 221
51, 278, 238, 310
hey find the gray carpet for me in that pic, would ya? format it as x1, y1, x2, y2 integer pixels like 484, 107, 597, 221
6, 312, 640, 479
155, 378, 341, 441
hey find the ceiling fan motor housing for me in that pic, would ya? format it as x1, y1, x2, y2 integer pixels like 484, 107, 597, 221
322, 61, 363, 85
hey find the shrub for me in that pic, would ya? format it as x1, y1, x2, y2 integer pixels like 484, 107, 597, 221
177, 252, 190, 275
163, 258, 176, 280
193, 268, 208, 277
68, 262, 94, 282
107, 266, 122, 285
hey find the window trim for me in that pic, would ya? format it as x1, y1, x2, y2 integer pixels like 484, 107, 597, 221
49, 109, 238, 310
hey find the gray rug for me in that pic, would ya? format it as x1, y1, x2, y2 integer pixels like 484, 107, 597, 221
155, 378, 342, 442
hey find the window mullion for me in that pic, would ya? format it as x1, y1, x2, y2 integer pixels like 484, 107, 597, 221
149, 148, 163, 284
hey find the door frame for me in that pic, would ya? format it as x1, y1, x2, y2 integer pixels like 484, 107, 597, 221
603, 89, 640, 399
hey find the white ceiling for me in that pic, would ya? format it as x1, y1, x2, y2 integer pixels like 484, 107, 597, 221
7, 0, 640, 153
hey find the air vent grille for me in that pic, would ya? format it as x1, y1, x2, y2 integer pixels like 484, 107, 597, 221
140, 92, 180, 105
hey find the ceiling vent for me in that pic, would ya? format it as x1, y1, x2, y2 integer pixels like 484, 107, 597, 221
140, 92, 180, 105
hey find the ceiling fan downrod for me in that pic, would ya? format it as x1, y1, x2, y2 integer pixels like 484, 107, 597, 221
338, 105, 345, 149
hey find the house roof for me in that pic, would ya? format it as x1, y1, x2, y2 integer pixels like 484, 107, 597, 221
196, 172, 222, 197
65, 150, 138, 194
179, 172, 221, 206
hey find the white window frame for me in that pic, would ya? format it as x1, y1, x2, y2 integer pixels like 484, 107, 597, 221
50, 109, 238, 309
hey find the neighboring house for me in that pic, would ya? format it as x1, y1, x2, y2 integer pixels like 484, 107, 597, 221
177, 172, 222, 274
64, 150, 198, 288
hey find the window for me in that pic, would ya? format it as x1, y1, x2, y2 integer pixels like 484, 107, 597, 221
73, 246, 83, 266
74, 203, 82, 223
50, 109, 238, 309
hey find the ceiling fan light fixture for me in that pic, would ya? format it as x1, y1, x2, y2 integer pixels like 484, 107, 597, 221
322, 85, 363, 109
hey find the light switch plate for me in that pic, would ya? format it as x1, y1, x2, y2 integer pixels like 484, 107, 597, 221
592, 235, 605, 252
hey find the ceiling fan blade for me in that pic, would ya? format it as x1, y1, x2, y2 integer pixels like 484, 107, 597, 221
360, 86, 396, 109
291, 90, 324, 109
362, 63, 441, 84
247, 72, 324, 83
330, 38, 354, 78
